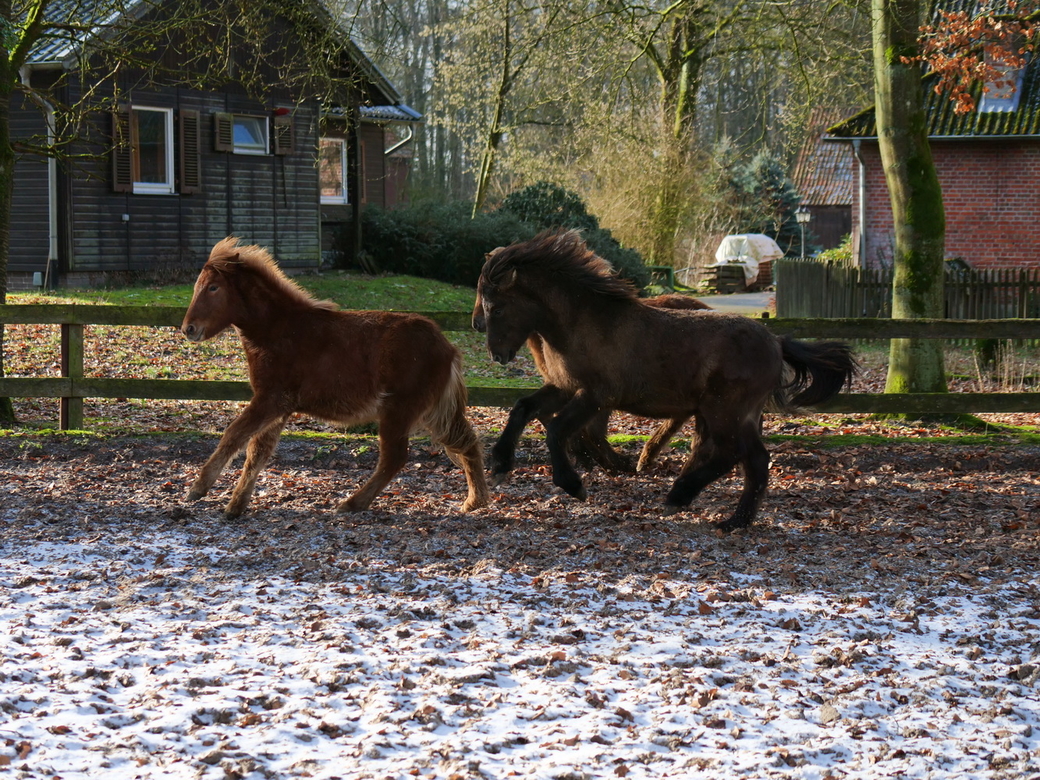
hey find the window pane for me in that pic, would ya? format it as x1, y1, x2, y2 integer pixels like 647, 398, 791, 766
234, 117, 267, 151
135, 110, 167, 184
320, 138, 346, 200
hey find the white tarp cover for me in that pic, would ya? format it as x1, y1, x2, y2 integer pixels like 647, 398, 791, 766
711, 233, 784, 284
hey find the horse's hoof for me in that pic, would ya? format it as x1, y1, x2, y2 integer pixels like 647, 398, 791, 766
561, 484, 587, 501
490, 471, 510, 487
662, 503, 683, 516
186, 489, 205, 502
461, 497, 489, 512
336, 497, 370, 514
715, 517, 751, 534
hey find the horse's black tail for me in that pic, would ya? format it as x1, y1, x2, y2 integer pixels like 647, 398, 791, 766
775, 337, 858, 409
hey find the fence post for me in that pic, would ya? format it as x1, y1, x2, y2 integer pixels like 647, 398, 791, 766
60, 323, 84, 430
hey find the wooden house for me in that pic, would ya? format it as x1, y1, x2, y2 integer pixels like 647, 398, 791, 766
9, 1, 421, 291
824, 2, 1040, 269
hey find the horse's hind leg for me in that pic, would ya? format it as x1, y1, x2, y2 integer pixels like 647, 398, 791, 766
224, 418, 288, 518
187, 402, 282, 503
716, 422, 770, 533
337, 417, 411, 513
438, 410, 490, 512
637, 416, 689, 472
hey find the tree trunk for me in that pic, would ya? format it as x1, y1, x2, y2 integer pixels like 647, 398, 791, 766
648, 13, 701, 264
0, 35, 16, 424
872, 0, 947, 396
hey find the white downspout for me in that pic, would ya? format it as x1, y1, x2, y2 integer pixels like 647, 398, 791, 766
384, 123, 415, 156
19, 65, 59, 288
852, 139, 867, 269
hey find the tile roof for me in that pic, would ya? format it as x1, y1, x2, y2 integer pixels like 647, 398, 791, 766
791, 108, 854, 206
827, 0, 1040, 139
27, 0, 130, 64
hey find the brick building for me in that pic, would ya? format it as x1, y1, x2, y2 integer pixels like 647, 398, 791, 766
824, 36, 1040, 270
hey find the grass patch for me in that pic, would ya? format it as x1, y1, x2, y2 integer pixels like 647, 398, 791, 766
21, 270, 480, 312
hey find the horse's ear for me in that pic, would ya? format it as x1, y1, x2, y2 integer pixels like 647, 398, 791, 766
500, 267, 518, 290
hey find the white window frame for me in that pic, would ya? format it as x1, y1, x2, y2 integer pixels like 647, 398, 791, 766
319, 137, 349, 204
233, 115, 269, 155
132, 106, 175, 195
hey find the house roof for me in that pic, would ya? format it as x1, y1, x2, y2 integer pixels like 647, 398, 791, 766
24, 0, 422, 122
791, 108, 854, 206
27, 0, 130, 65
827, 0, 1040, 139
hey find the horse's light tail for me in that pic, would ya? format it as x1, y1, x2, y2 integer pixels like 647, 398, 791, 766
776, 337, 858, 409
424, 352, 481, 456
423, 352, 490, 512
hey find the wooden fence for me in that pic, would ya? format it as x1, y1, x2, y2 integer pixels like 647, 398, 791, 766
776, 261, 1040, 320
1, 304, 1040, 430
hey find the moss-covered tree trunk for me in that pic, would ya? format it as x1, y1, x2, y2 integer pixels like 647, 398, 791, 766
0, 1, 21, 424
872, 0, 947, 396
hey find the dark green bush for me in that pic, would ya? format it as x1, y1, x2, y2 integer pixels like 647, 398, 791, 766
354, 201, 534, 287
347, 182, 650, 290
498, 182, 650, 289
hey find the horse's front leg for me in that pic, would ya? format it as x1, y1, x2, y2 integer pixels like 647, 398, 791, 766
187, 400, 283, 504
544, 390, 602, 501
572, 410, 635, 473
490, 385, 573, 485
224, 416, 289, 518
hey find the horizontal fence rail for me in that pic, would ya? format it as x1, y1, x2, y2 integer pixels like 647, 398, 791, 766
1, 304, 1040, 430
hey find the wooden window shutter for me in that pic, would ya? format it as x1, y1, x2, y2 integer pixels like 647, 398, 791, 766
111, 106, 132, 193
273, 112, 294, 156
213, 112, 234, 152
178, 109, 202, 194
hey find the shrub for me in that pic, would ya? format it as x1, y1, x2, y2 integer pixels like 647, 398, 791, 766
498, 182, 650, 289
352, 201, 534, 287
345, 183, 651, 290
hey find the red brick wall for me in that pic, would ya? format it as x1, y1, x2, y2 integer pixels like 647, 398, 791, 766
852, 140, 1040, 269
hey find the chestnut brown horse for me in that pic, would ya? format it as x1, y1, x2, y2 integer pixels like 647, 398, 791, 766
477, 230, 856, 532
472, 276, 708, 477
181, 237, 489, 517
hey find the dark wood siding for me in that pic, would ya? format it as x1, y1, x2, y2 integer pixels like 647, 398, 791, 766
360, 123, 386, 209
10, 93, 53, 274
54, 83, 320, 274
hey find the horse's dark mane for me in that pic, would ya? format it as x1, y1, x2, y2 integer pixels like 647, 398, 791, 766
207, 236, 338, 311
485, 230, 639, 302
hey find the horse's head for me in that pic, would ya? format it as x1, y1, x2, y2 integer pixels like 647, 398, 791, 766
477, 259, 539, 366
471, 247, 506, 334
181, 238, 245, 342
182, 264, 233, 342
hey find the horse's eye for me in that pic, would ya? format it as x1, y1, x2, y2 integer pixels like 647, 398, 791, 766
208, 284, 219, 293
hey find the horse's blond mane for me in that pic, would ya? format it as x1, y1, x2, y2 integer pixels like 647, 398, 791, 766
484, 230, 638, 301
206, 237, 338, 311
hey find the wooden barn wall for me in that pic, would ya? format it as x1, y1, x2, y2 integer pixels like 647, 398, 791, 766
360, 123, 387, 210
9, 93, 54, 275
57, 80, 320, 277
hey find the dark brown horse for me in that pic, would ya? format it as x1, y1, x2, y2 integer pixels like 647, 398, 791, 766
181, 237, 489, 517
476, 230, 856, 532
472, 273, 708, 477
